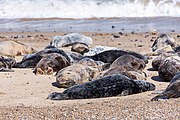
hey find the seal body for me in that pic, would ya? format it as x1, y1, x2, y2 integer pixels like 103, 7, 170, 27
48, 74, 155, 100
56, 58, 109, 88
0, 41, 35, 57
15, 46, 70, 68
71, 43, 89, 55
50, 33, 92, 48
85, 50, 148, 64
34, 53, 70, 75
158, 56, 180, 82
0, 56, 16, 72
151, 72, 180, 101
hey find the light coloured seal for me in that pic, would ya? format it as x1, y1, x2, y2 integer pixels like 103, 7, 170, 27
50, 33, 92, 48
34, 53, 70, 75
71, 43, 89, 55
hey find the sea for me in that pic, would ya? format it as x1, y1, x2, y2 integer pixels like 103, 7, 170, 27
0, 0, 180, 33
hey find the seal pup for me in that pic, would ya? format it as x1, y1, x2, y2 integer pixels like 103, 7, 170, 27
15, 46, 70, 68
158, 56, 180, 82
56, 58, 109, 88
151, 72, 180, 101
0, 40, 35, 57
0, 56, 16, 72
33, 53, 70, 75
85, 50, 148, 64
48, 74, 155, 100
71, 43, 89, 55
50, 33, 92, 48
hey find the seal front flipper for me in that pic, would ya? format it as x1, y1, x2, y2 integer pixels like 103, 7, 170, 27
47, 92, 69, 100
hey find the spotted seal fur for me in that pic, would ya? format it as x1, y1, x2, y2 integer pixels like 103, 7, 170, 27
48, 74, 155, 100
151, 72, 180, 101
0, 56, 16, 72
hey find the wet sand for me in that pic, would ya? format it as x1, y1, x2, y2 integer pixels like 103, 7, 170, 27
0, 29, 180, 118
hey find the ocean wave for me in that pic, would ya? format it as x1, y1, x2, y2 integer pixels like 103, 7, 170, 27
0, 0, 180, 18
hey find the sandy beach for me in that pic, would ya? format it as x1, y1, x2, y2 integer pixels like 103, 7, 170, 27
0, 30, 179, 119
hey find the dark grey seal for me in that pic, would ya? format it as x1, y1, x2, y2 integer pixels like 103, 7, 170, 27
48, 74, 155, 100
14, 46, 70, 68
0, 56, 16, 72
84, 50, 148, 64
151, 72, 180, 101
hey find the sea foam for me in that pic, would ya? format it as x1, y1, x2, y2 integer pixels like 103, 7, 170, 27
0, 0, 180, 18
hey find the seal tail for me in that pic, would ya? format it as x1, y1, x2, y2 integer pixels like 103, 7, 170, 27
47, 92, 69, 100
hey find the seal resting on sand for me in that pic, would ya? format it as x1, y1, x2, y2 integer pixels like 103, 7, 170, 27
151, 72, 180, 101
48, 74, 155, 100
15, 46, 70, 68
158, 56, 180, 82
110, 55, 146, 71
0, 56, 16, 72
99, 66, 147, 80
85, 50, 148, 64
71, 43, 89, 55
50, 33, 92, 48
56, 58, 109, 88
0, 41, 35, 57
33, 53, 70, 75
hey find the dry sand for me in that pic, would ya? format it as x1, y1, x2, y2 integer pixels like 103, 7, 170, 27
0, 32, 180, 119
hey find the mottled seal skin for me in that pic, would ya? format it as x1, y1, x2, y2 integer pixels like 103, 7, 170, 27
50, 33, 92, 48
0, 41, 35, 57
158, 56, 180, 82
151, 72, 180, 101
14, 46, 70, 68
151, 53, 177, 71
151, 34, 175, 52
111, 55, 146, 71
56, 58, 109, 88
99, 66, 147, 80
0, 56, 16, 72
33, 53, 70, 75
71, 42, 89, 55
85, 50, 148, 64
174, 46, 180, 53
48, 74, 155, 100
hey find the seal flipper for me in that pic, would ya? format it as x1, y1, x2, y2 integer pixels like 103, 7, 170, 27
151, 94, 169, 101
47, 92, 69, 100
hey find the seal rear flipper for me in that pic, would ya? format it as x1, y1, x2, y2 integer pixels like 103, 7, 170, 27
151, 94, 169, 101
47, 92, 69, 100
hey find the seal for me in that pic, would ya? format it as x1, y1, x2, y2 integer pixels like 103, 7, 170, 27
151, 72, 180, 101
158, 56, 180, 82
0, 56, 16, 72
33, 53, 70, 75
99, 66, 147, 80
15, 46, 70, 68
50, 33, 92, 48
0, 40, 35, 57
71, 42, 89, 55
110, 55, 146, 71
56, 58, 109, 88
151, 34, 175, 53
48, 74, 155, 100
85, 50, 148, 64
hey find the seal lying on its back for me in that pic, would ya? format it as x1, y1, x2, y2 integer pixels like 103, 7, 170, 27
0, 56, 16, 72
15, 46, 70, 68
0, 41, 35, 57
151, 72, 180, 101
50, 33, 92, 48
34, 53, 70, 75
48, 74, 155, 100
85, 50, 148, 64
158, 56, 180, 82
